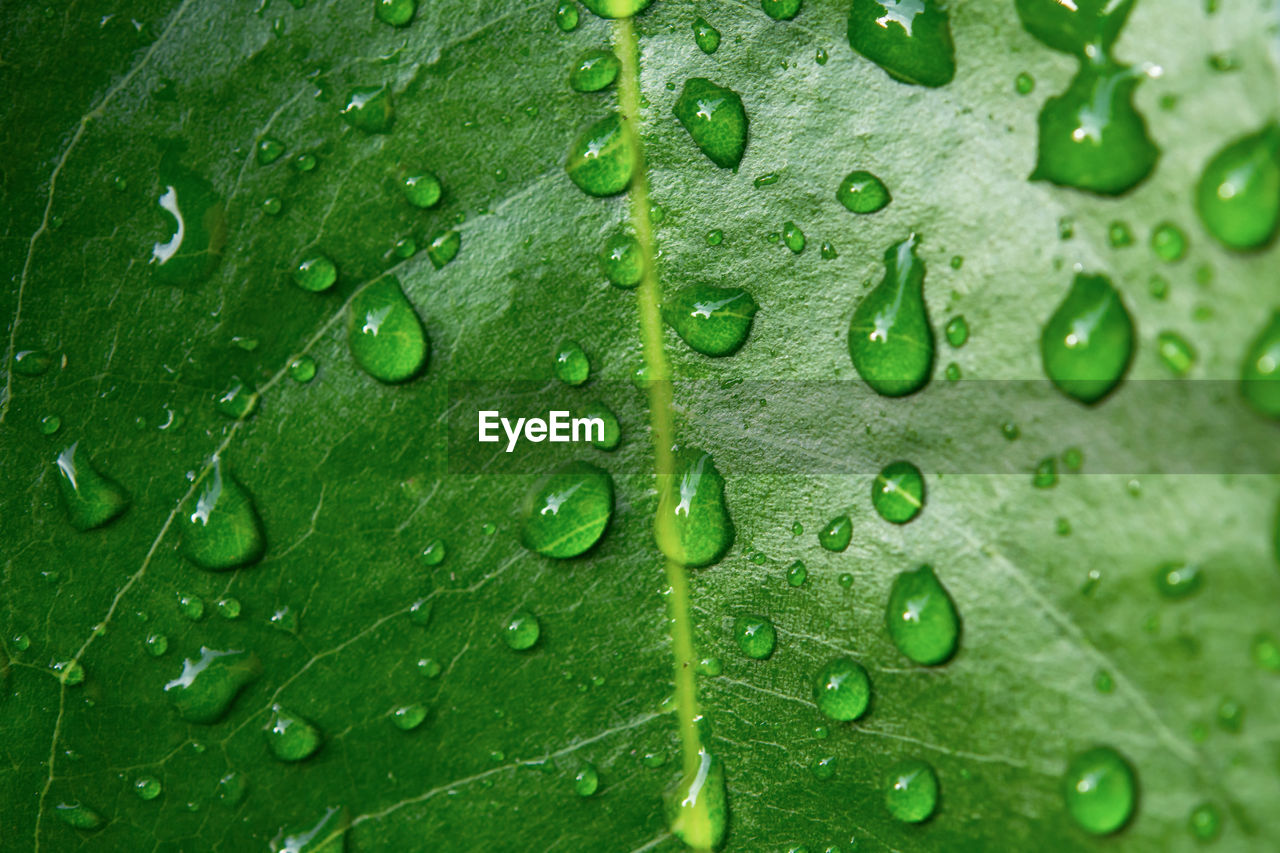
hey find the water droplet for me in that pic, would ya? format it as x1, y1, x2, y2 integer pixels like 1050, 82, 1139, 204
662, 284, 758, 356
782, 220, 805, 253
408, 598, 432, 627
886, 564, 958, 665
698, 656, 723, 676
145, 632, 169, 657
340, 85, 394, 133
374, 0, 415, 27
1106, 220, 1133, 248
149, 156, 227, 288
257, 137, 285, 165
818, 514, 852, 552
348, 276, 428, 383
836, 170, 891, 214
422, 228, 459, 269
944, 315, 969, 347
216, 597, 242, 620
1152, 560, 1202, 601
1252, 632, 1280, 672
1216, 696, 1243, 732
1063, 746, 1136, 835
270, 805, 348, 853
579, 402, 621, 451
53, 659, 85, 685
655, 449, 734, 568
164, 647, 261, 723
574, 761, 600, 796
402, 172, 442, 209
555, 1, 580, 31
872, 460, 924, 524
673, 78, 747, 169
391, 703, 428, 731
566, 113, 634, 196
288, 355, 317, 383
787, 560, 808, 587
1155, 331, 1195, 377
54, 443, 130, 530
809, 754, 837, 780
13, 348, 53, 378
664, 748, 727, 851
693, 17, 721, 54
734, 615, 776, 659
1195, 123, 1280, 250
579, 0, 651, 18
214, 377, 258, 420
1188, 802, 1222, 842
848, 234, 935, 397
569, 49, 619, 93
1093, 668, 1114, 693
599, 232, 643, 288
178, 593, 205, 621
292, 153, 317, 173
266, 704, 322, 761
293, 255, 337, 293
813, 657, 870, 721
416, 656, 443, 678
754, 172, 780, 188
134, 775, 162, 800
1016, 71, 1035, 94
762, 0, 801, 19
705, 228, 724, 247
180, 457, 266, 571
1241, 311, 1280, 418
419, 538, 446, 567
55, 802, 104, 831
1151, 221, 1187, 262
1033, 456, 1058, 488
521, 461, 614, 558
554, 340, 591, 385
504, 610, 541, 650
883, 757, 939, 822
261, 196, 282, 215
1040, 273, 1133, 404
848, 0, 956, 87
393, 236, 417, 259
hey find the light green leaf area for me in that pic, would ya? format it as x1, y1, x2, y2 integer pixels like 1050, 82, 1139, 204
2, 1, 1279, 851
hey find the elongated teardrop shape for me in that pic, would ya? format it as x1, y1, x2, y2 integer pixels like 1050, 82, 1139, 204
655, 449, 734, 568
847, 0, 955, 87
848, 234, 934, 397
662, 285, 758, 356
664, 749, 727, 850
1241, 311, 1280, 419
520, 461, 614, 558
1040, 273, 1133, 404
348, 276, 428, 383
673, 78, 748, 169
565, 113, 634, 196
180, 457, 266, 571
164, 647, 261, 723
1196, 123, 1280, 251
885, 565, 959, 665
150, 152, 226, 288
54, 444, 130, 530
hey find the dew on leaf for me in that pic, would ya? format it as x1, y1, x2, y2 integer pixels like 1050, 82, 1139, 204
1063, 746, 1136, 835
655, 449, 734, 568
762, 0, 801, 20
554, 340, 591, 385
1040, 273, 1133, 404
521, 461, 614, 558
566, 113, 634, 196
754, 172, 780, 188
1015, 0, 1134, 56
292, 153, 317, 173
393, 237, 416, 259
408, 598, 432, 627
1195, 122, 1280, 250
569, 49, 620, 93
836, 170, 891, 213
662, 284, 759, 357
216, 597, 242, 620
1033, 456, 1058, 488
55, 802, 103, 831
820, 241, 837, 259
883, 758, 939, 822
505, 610, 541, 650
782, 221, 805, 253
178, 593, 205, 621
813, 657, 870, 721
1216, 696, 1243, 732
787, 560, 808, 587
733, 615, 777, 659
579, 0, 652, 18
270, 805, 348, 853
392, 703, 428, 731
1188, 802, 1222, 842
420, 538, 446, 566
1108, 220, 1133, 248
164, 647, 261, 723
348, 276, 428, 383
811, 755, 836, 780
944, 315, 969, 347
266, 704, 322, 762
706, 228, 724, 247
261, 196, 282, 215
555, 1, 580, 31
54, 443, 130, 531
1156, 331, 1195, 376
693, 17, 721, 54
257, 137, 285, 165
374, 0, 415, 27
293, 255, 337, 293
134, 776, 162, 801
818, 514, 852, 552
402, 172, 442, 208
664, 748, 727, 851
673, 78, 748, 169
1016, 71, 1035, 94
181, 457, 266, 571
1241, 311, 1280, 419
1153, 561, 1204, 601
145, 632, 168, 657
847, 0, 956, 87
1093, 668, 1114, 693
288, 355, 317, 383
601, 232, 643, 288
872, 460, 924, 524
271, 605, 299, 634
885, 564, 958, 665
816, 46, 829, 64
581, 402, 621, 450
148, 161, 228, 288
1252, 632, 1280, 672
53, 659, 85, 685
417, 657, 443, 678
426, 228, 461, 268
1151, 221, 1187, 261
214, 377, 258, 420
340, 85, 394, 133
698, 656, 723, 676
848, 234, 935, 397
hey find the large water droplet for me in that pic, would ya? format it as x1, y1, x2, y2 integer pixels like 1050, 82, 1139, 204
521, 461, 614, 558
270, 805, 348, 853
812, 657, 870, 721
883, 758, 939, 822
180, 457, 266, 571
1195, 123, 1280, 250
848, 234, 934, 397
340, 85, 394, 134
1014, 0, 1135, 56
348, 276, 428, 383
847, 0, 955, 87
1241, 311, 1280, 418
164, 646, 261, 723
662, 285, 758, 356
655, 449, 734, 568
569, 49, 620, 93
55, 802, 104, 831
12, 348, 53, 376
664, 748, 727, 851
54, 443, 130, 530
673, 78, 748, 169
763, 0, 801, 20
566, 113, 634, 196
293, 255, 337, 293
266, 704, 323, 762
374, 0, 415, 27
872, 460, 924, 524
885, 564, 958, 665
1063, 746, 1136, 835
818, 515, 852, 552
402, 172, 442, 209
733, 615, 776, 659
150, 153, 226, 287
693, 17, 721, 54
1040, 273, 1133, 404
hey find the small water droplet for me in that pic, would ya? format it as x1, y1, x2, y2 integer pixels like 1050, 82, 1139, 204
1016, 71, 1035, 94
555, 1, 580, 31
1153, 561, 1203, 600
180, 457, 266, 571
374, 0, 415, 27
655, 449, 734, 568
1033, 456, 1058, 488
145, 632, 168, 657
818, 514, 852, 552
581, 402, 621, 450
569, 49, 620, 93
566, 113, 634, 196
782, 221, 806, 253
1093, 668, 1114, 693
504, 610, 541, 650
1241, 311, 1280, 419
55, 802, 104, 831
693, 17, 721, 54
1063, 746, 1136, 835
1151, 221, 1187, 261
54, 443, 130, 530
216, 597, 242, 620
340, 85, 394, 133
787, 560, 808, 587
1216, 696, 1243, 732
883, 757, 939, 822
1188, 802, 1222, 842
574, 761, 600, 796
673, 78, 748, 169
214, 377, 258, 420
391, 703, 428, 731
1252, 632, 1280, 672
293, 255, 337, 293
134, 776, 162, 800
554, 340, 591, 385
848, 0, 955, 87
886, 564, 958, 665
257, 137, 285, 165
816, 46, 829, 65
813, 657, 870, 721
53, 659, 85, 685
662, 284, 758, 356
291, 152, 317, 173
266, 704, 323, 761
521, 461, 614, 558
164, 647, 261, 723
944, 315, 969, 347
836, 170, 891, 214
733, 615, 776, 659
270, 805, 348, 853
288, 355, 317, 383
402, 172, 442, 209
872, 460, 924, 524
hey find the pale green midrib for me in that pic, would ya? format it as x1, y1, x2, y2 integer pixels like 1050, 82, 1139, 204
613, 16, 706, 786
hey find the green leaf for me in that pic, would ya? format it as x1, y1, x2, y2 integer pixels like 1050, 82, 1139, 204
2, 1, 1279, 851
